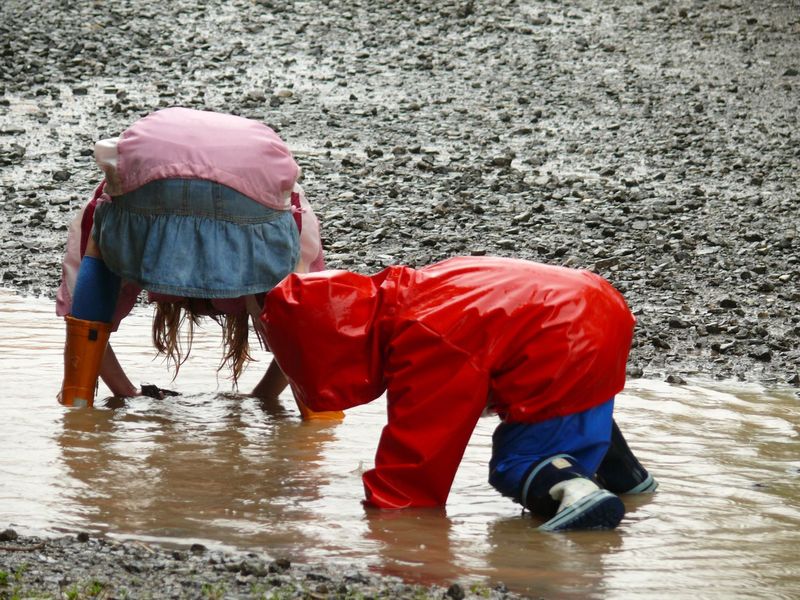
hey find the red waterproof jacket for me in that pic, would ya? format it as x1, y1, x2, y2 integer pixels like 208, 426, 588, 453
262, 257, 635, 509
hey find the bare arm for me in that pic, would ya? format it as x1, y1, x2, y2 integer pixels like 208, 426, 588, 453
251, 359, 343, 420
99, 342, 138, 397
251, 358, 289, 399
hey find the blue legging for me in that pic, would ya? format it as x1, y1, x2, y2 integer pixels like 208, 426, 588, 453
71, 255, 120, 323
488, 398, 614, 501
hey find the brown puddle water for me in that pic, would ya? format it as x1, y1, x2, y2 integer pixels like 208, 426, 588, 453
1, 288, 799, 599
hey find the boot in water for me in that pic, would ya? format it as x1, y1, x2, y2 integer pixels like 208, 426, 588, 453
522, 455, 624, 532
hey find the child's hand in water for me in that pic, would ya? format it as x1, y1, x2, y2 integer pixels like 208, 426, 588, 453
140, 384, 179, 400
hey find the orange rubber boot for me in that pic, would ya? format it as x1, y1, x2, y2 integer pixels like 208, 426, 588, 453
59, 315, 111, 407
295, 397, 345, 421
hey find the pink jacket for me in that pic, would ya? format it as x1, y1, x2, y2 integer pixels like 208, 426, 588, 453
56, 108, 324, 327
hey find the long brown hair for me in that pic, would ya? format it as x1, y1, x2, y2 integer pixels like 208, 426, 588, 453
152, 299, 254, 387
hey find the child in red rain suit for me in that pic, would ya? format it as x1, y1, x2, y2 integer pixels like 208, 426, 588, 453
262, 256, 657, 531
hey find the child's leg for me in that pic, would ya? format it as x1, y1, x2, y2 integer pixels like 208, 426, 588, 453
489, 399, 624, 531
60, 239, 121, 407
595, 419, 658, 494
71, 255, 120, 323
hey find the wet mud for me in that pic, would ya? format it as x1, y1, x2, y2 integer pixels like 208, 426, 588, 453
0, 0, 798, 388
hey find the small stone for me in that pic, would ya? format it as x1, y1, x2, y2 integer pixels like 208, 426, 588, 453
240, 560, 268, 577
668, 317, 691, 329
76, 532, 90, 543
758, 282, 775, 293
748, 345, 772, 362
189, 543, 207, 554
652, 337, 671, 350
122, 562, 142, 573
665, 374, 687, 385
269, 558, 291, 573
345, 572, 370, 584
491, 155, 514, 167
626, 366, 644, 378
446, 583, 466, 600
497, 238, 516, 249
713, 341, 737, 353
0, 528, 18, 542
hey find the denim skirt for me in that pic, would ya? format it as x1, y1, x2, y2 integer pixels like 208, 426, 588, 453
92, 178, 300, 298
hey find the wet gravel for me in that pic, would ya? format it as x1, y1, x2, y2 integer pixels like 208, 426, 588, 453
0, 0, 798, 597
0, 528, 518, 600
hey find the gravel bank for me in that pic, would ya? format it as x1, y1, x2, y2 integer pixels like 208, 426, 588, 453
0, 0, 798, 597
1, 0, 798, 387
0, 529, 520, 599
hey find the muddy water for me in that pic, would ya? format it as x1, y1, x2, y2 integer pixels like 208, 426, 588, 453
1, 288, 799, 599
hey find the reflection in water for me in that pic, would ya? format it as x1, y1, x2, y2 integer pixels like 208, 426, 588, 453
56, 394, 340, 552
364, 508, 458, 583
485, 517, 626, 599
1, 288, 800, 598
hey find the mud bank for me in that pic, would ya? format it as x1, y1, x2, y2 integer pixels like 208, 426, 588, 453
0, 529, 521, 600
1, 0, 798, 386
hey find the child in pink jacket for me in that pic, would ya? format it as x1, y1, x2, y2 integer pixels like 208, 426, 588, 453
56, 107, 335, 417
262, 257, 657, 531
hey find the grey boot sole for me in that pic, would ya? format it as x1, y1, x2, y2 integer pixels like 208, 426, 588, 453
626, 473, 658, 494
539, 490, 624, 532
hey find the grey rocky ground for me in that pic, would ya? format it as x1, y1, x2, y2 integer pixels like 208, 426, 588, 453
1, 0, 798, 597
0, 528, 516, 600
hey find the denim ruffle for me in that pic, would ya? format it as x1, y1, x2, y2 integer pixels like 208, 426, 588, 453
92, 179, 300, 298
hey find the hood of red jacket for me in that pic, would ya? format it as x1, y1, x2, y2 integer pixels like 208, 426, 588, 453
262, 268, 398, 412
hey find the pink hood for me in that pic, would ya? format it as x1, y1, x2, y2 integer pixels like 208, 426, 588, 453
106, 107, 299, 210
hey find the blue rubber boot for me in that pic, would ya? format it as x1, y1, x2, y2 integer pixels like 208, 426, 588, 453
595, 420, 658, 494
522, 455, 624, 532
